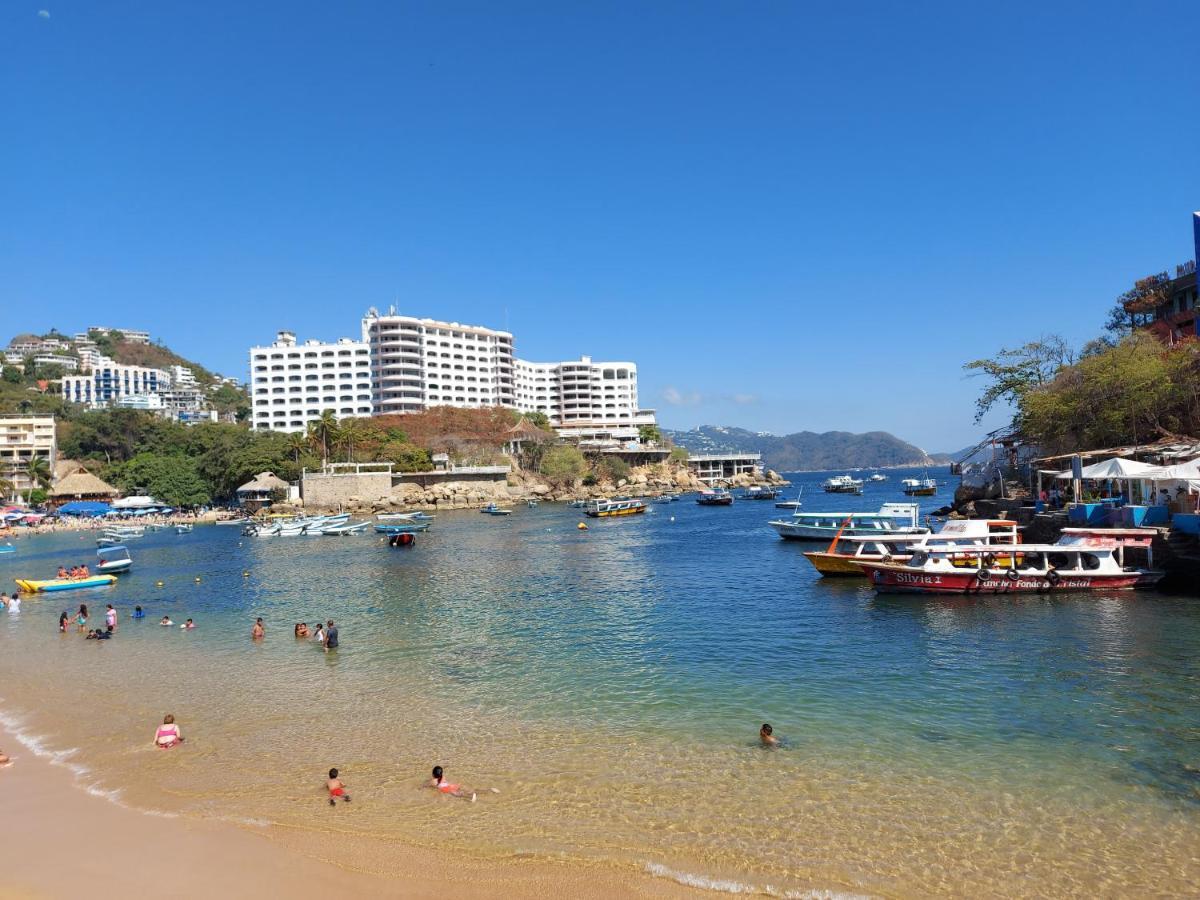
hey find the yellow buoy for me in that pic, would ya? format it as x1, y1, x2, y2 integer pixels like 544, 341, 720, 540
194, 576, 202, 583
156, 581, 164, 587
242, 571, 250, 577
577, 522, 588, 530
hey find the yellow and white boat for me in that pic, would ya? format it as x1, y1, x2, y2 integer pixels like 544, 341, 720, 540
585, 499, 647, 518
803, 519, 1020, 577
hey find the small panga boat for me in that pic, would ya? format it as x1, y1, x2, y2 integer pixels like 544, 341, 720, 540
15, 575, 118, 593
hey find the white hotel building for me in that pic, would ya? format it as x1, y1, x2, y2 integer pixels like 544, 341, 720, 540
61, 363, 170, 406
248, 310, 656, 440
249, 331, 373, 432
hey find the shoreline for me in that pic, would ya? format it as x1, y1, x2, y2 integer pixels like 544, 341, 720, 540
0, 710, 715, 900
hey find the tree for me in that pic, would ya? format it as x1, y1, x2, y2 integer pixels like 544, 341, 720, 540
1, 366, 21, 384
539, 445, 587, 485
0, 477, 14, 501
25, 455, 51, 490
334, 417, 365, 462
669, 446, 689, 464
963, 336, 1074, 424
597, 455, 630, 484
1104, 271, 1173, 338
1020, 332, 1182, 454
638, 424, 662, 444
285, 432, 309, 462
111, 453, 211, 507
378, 441, 433, 472
307, 410, 339, 460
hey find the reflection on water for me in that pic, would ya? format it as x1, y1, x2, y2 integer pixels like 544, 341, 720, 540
1, 469, 1199, 896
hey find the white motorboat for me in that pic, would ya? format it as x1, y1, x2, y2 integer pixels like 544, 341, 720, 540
322, 521, 370, 535
176, 524, 193, 534
822, 475, 864, 494
96, 544, 133, 574
770, 502, 928, 541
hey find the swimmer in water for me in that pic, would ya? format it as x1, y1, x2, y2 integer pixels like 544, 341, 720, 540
760, 723, 779, 747
427, 765, 495, 802
251, 617, 265, 640
160, 616, 173, 626
154, 714, 183, 749
181, 618, 195, 629
133, 605, 145, 619
326, 768, 351, 806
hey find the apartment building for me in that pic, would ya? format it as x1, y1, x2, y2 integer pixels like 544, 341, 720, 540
0, 415, 57, 497
61, 363, 170, 406
362, 308, 516, 415
249, 331, 373, 432
82, 327, 151, 345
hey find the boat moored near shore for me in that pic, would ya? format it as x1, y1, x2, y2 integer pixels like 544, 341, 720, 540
770, 502, 927, 541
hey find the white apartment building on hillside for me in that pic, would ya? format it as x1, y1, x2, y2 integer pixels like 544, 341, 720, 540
362, 308, 515, 415
249, 331, 373, 432
515, 357, 656, 441
0, 415, 56, 498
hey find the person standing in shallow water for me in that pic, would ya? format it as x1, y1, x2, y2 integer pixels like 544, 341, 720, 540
760, 723, 779, 747
251, 617, 264, 640
324, 619, 338, 653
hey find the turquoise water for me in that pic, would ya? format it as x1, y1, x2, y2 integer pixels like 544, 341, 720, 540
2, 466, 1199, 896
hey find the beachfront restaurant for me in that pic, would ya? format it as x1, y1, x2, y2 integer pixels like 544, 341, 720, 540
1037, 445, 1200, 532
46, 472, 120, 510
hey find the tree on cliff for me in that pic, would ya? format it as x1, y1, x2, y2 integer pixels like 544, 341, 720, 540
111, 453, 211, 507
539, 445, 587, 485
963, 336, 1074, 424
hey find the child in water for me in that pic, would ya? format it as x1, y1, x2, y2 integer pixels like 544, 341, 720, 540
133, 605, 145, 619
428, 766, 475, 802
160, 616, 173, 626
181, 618, 195, 629
760, 723, 780, 747
59, 611, 69, 633
327, 768, 351, 806
154, 714, 183, 749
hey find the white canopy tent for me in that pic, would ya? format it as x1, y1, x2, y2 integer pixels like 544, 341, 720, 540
1053, 457, 1162, 480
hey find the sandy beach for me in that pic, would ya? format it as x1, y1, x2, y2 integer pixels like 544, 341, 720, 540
0, 725, 705, 900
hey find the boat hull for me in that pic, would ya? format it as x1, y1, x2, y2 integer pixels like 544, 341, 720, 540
97, 561, 132, 574
802, 552, 874, 576
15, 575, 118, 593
586, 505, 647, 518
860, 562, 1141, 594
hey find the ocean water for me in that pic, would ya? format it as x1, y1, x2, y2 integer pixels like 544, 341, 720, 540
2, 467, 1199, 897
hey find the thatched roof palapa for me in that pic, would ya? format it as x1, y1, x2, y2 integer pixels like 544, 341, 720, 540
54, 459, 89, 482
49, 471, 120, 499
506, 419, 553, 442
237, 471, 290, 495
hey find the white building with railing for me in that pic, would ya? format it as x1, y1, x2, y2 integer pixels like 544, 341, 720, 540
61, 363, 170, 407
249, 331, 373, 432
514, 356, 656, 441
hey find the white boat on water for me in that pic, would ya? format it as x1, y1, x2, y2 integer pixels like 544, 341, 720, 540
869, 472, 887, 482
96, 544, 133, 574
770, 502, 927, 541
176, 524, 193, 534
321, 521, 370, 535
376, 512, 436, 521
823, 475, 864, 494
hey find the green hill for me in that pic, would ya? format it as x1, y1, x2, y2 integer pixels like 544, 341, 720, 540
663, 425, 941, 471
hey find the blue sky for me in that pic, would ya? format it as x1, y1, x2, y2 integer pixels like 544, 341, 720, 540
2, 1, 1197, 451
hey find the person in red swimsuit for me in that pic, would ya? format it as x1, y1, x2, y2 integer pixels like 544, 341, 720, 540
327, 768, 351, 806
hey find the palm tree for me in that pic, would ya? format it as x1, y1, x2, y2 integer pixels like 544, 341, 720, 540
335, 418, 364, 462
25, 455, 51, 490
285, 432, 309, 463
307, 410, 339, 461
0, 477, 14, 502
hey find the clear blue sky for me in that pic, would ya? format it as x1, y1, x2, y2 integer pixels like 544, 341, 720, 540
2, 1, 1198, 451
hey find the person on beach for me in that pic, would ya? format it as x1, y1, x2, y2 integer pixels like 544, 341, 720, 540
105, 604, 117, 631
77, 604, 88, 632
428, 766, 476, 802
0, 748, 10, 767
324, 619, 338, 653
154, 714, 183, 749
252, 617, 265, 640
59, 611, 69, 633
160, 616, 173, 626
133, 605, 145, 619
760, 723, 779, 747
327, 768, 351, 805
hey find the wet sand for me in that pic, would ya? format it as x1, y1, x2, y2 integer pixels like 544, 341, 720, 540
1, 726, 705, 900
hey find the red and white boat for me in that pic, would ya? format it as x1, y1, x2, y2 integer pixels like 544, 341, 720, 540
860, 541, 1153, 594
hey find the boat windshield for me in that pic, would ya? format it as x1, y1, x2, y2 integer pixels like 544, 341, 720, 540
908, 551, 929, 567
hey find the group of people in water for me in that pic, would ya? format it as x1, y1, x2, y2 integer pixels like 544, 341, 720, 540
291, 620, 339, 651
55, 563, 93, 580
58, 603, 196, 639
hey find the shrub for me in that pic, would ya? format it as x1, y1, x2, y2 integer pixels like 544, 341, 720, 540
539, 445, 587, 485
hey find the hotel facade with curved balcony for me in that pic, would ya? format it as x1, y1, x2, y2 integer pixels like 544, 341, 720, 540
249, 309, 656, 439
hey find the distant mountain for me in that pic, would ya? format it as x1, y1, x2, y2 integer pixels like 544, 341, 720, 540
662, 425, 945, 472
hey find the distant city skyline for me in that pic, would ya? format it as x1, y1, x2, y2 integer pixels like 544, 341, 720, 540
3, 2, 1198, 450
